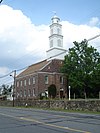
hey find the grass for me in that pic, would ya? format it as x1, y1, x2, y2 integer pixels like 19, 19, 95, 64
17, 106, 100, 115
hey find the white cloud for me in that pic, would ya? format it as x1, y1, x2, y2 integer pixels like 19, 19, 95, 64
0, 5, 100, 78
62, 21, 100, 50
0, 67, 9, 76
88, 17, 100, 26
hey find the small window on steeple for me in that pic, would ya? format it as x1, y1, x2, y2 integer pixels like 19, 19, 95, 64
51, 29, 53, 35
50, 40, 53, 48
57, 28, 60, 34
57, 39, 61, 47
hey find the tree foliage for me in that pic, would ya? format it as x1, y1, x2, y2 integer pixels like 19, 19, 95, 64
0, 84, 13, 95
61, 41, 100, 98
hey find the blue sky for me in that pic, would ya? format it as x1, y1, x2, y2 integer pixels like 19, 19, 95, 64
3, 0, 100, 25
0, 0, 100, 86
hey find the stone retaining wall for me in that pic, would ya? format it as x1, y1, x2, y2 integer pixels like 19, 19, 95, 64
0, 99, 100, 112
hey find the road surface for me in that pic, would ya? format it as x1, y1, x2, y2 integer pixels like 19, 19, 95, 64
0, 107, 100, 133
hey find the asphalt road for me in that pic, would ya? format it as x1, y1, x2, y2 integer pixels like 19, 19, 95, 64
0, 107, 100, 133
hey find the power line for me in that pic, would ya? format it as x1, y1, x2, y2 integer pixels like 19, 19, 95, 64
0, 42, 99, 80
0, 81, 13, 87
0, 50, 66, 80
0, 71, 13, 79
47, 50, 67, 60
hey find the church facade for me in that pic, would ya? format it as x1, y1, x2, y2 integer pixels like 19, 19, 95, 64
15, 15, 67, 100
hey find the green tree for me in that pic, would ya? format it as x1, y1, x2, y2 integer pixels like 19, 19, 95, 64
2, 84, 8, 95
61, 41, 100, 98
48, 84, 57, 98
0, 84, 12, 95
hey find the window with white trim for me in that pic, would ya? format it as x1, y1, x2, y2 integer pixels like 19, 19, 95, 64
33, 77, 35, 84
28, 78, 31, 85
20, 90, 22, 97
24, 80, 26, 86
45, 76, 48, 84
33, 89, 35, 96
28, 89, 31, 97
60, 76, 63, 84
24, 90, 26, 97
17, 81, 19, 87
20, 81, 23, 86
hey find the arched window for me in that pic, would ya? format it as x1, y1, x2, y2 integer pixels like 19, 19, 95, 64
51, 29, 53, 35
50, 40, 53, 48
57, 28, 60, 34
24, 90, 26, 97
17, 81, 19, 87
33, 89, 35, 96
57, 39, 61, 47
28, 78, 31, 85
24, 80, 26, 86
60, 76, 64, 84
33, 77, 35, 84
20, 90, 22, 97
45, 76, 48, 84
28, 89, 31, 97
20, 81, 23, 86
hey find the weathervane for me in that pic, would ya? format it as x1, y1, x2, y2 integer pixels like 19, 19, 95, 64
53, 11, 57, 16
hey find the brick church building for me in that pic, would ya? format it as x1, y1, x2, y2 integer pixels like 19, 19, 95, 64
15, 14, 68, 99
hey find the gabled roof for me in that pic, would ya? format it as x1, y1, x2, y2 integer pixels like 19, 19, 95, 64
16, 59, 63, 78
17, 60, 49, 78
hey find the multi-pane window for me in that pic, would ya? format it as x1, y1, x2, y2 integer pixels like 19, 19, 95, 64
33, 77, 35, 84
16, 92, 19, 98
45, 76, 48, 84
24, 90, 26, 97
20, 90, 22, 97
33, 89, 35, 96
28, 89, 31, 97
17, 81, 19, 87
20, 81, 23, 86
24, 80, 26, 86
28, 78, 31, 85
60, 76, 63, 84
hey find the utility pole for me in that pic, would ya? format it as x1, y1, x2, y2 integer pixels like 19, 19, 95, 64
13, 70, 16, 107
10, 70, 16, 107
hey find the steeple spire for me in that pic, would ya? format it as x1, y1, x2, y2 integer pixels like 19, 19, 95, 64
46, 14, 66, 60
50, 14, 63, 48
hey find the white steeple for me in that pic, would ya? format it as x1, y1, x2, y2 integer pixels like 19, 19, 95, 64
46, 14, 66, 60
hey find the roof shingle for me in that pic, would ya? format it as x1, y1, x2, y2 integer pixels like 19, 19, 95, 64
17, 60, 49, 78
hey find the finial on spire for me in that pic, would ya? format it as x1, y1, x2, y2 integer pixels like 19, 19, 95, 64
53, 11, 57, 16
51, 11, 60, 23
